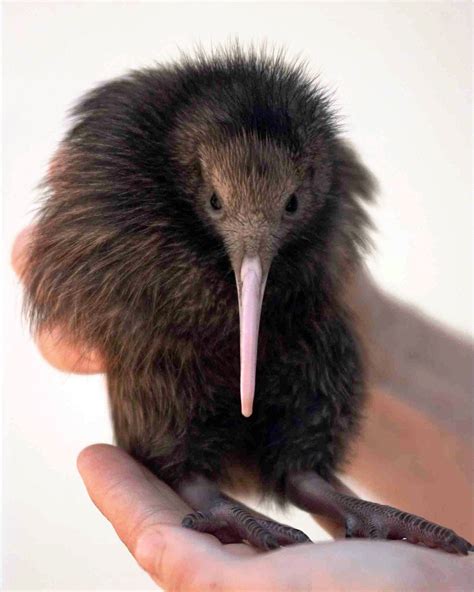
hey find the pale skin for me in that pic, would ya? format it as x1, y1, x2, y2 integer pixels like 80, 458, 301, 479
12, 226, 474, 591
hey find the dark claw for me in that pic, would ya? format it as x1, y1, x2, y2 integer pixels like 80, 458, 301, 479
182, 515, 194, 528
293, 531, 312, 544
182, 510, 208, 529
261, 533, 279, 551
449, 537, 472, 556
344, 514, 359, 538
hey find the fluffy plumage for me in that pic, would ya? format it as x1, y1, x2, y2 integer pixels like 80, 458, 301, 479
24, 45, 376, 498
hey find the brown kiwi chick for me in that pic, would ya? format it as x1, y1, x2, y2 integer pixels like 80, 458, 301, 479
22, 45, 472, 554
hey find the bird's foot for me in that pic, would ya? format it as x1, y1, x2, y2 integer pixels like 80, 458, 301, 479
287, 471, 473, 555
182, 496, 311, 550
340, 496, 472, 555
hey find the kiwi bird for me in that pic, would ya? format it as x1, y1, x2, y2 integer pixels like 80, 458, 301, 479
23, 45, 472, 554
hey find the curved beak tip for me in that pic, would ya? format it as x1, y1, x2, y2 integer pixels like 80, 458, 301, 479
241, 405, 253, 418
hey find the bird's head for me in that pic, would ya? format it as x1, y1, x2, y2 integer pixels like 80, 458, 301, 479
168, 49, 375, 417
194, 132, 333, 416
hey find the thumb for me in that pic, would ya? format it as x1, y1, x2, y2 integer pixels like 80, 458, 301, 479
77, 444, 241, 591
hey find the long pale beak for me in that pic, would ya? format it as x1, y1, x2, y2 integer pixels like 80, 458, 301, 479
235, 256, 268, 418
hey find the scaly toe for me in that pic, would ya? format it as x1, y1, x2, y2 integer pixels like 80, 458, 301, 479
182, 510, 217, 532
256, 518, 311, 546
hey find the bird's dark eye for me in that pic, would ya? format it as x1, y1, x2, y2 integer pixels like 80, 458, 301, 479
210, 193, 222, 211
285, 194, 298, 213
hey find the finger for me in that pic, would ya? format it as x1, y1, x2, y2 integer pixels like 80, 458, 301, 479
11, 224, 34, 278
12, 226, 105, 374
77, 444, 247, 591
35, 326, 105, 374
77, 443, 190, 531
248, 538, 474, 592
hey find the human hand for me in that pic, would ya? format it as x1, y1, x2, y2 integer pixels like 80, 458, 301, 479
77, 443, 473, 591
12, 225, 105, 374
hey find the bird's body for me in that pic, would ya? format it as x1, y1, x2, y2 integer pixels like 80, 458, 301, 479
24, 45, 471, 553
109, 271, 363, 500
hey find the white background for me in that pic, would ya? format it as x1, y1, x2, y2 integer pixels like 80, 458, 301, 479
3, 1, 472, 590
